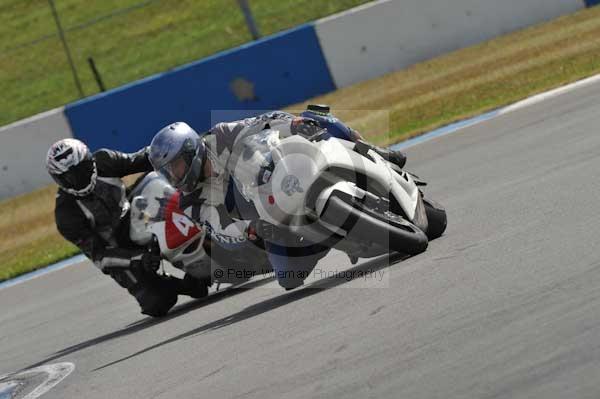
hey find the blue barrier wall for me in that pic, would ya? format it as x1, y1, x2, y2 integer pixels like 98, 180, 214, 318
65, 24, 335, 152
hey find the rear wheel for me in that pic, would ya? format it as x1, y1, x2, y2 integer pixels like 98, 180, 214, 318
423, 198, 447, 240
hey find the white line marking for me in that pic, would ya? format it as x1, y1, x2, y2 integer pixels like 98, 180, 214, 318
0, 362, 75, 399
22, 363, 75, 399
0, 255, 86, 291
498, 73, 600, 115
0, 381, 19, 398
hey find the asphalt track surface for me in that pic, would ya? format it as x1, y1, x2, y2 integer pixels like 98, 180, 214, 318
2, 80, 600, 399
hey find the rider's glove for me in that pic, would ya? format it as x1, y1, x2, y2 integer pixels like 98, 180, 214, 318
246, 220, 296, 246
291, 117, 322, 137
130, 251, 161, 274
98, 246, 161, 275
246, 220, 263, 241
140, 252, 162, 273
246, 220, 276, 246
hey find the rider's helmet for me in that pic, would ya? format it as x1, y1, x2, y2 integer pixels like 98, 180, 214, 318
300, 104, 360, 141
149, 122, 207, 193
46, 138, 97, 196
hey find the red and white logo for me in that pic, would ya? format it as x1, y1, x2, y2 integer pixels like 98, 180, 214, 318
163, 192, 201, 249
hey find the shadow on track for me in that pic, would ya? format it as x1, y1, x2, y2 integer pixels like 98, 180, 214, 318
92, 253, 409, 372
22, 276, 275, 371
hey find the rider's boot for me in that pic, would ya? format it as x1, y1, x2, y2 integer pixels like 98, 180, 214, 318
354, 140, 406, 169
173, 273, 209, 299
378, 148, 407, 169
368, 143, 407, 168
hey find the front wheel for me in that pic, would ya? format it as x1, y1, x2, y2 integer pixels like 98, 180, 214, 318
319, 193, 429, 256
423, 198, 447, 240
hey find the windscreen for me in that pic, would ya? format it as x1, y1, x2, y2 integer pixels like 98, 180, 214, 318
129, 173, 178, 245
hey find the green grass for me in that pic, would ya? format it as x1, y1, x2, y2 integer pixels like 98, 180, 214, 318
0, 0, 371, 126
0, 234, 80, 281
0, 185, 79, 281
3, 5, 600, 281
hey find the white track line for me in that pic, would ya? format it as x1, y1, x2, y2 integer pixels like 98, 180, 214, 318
0, 362, 75, 399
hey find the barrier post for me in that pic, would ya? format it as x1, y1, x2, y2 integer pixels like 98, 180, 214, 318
48, 0, 84, 98
87, 57, 106, 92
237, 0, 261, 40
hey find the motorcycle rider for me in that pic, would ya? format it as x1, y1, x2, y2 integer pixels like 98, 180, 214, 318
148, 108, 406, 288
46, 138, 206, 317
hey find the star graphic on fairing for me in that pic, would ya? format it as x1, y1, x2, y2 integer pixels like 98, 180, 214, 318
230, 77, 258, 102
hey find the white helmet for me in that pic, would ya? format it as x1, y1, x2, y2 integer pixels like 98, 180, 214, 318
46, 138, 97, 196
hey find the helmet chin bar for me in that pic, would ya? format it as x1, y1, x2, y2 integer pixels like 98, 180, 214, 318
176, 148, 208, 193
63, 165, 98, 197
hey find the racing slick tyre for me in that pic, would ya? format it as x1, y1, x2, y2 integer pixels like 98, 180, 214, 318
423, 198, 447, 240
319, 193, 428, 256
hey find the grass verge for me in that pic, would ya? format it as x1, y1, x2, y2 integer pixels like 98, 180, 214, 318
0, 185, 79, 281
2, 6, 600, 281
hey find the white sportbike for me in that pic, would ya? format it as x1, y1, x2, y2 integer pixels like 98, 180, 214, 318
231, 128, 446, 268
128, 127, 447, 290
